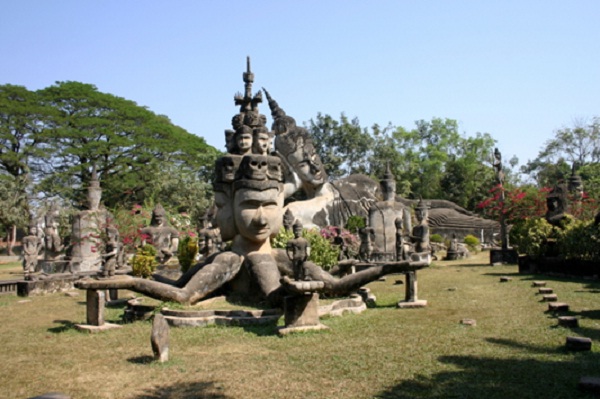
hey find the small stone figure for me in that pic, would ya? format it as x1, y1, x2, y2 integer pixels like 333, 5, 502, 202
22, 222, 43, 279
44, 206, 65, 263
140, 204, 180, 264
358, 221, 375, 262
100, 226, 119, 278
395, 217, 405, 261
235, 126, 253, 155
411, 198, 431, 254
493, 147, 504, 185
286, 220, 310, 281
545, 184, 568, 227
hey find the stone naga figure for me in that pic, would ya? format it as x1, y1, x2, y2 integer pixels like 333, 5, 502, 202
22, 222, 43, 278
140, 204, 180, 264
76, 59, 427, 306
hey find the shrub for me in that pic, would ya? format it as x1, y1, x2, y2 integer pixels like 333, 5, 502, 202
463, 235, 480, 251
430, 234, 444, 243
271, 227, 340, 270
178, 235, 198, 273
345, 215, 365, 234
131, 244, 158, 278
509, 217, 554, 259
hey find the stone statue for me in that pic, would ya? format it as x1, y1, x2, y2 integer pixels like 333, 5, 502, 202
395, 217, 405, 261
493, 147, 505, 185
410, 198, 431, 254
545, 184, 568, 227
358, 222, 375, 262
282, 209, 295, 232
286, 220, 310, 281
140, 204, 180, 264
44, 205, 64, 263
22, 222, 43, 279
100, 225, 119, 278
76, 59, 428, 306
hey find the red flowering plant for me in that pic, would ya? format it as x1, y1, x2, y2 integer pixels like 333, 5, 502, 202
110, 204, 152, 254
320, 225, 360, 259
477, 185, 549, 225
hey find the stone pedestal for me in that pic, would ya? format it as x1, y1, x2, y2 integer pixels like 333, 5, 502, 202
397, 271, 427, 308
69, 210, 103, 273
490, 248, 518, 265
151, 314, 170, 363
278, 292, 328, 335
74, 289, 121, 332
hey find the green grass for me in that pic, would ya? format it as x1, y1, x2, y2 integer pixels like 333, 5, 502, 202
2, 251, 600, 398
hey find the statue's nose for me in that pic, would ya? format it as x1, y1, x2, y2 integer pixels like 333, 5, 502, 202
253, 207, 267, 226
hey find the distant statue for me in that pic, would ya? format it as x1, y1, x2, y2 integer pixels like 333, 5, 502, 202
22, 222, 43, 278
282, 209, 295, 232
493, 147, 504, 185
100, 226, 119, 278
44, 206, 64, 262
395, 217, 405, 261
140, 204, 180, 264
198, 217, 220, 259
410, 199, 431, 254
286, 220, 310, 280
545, 184, 568, 227
358, 222, 375, 262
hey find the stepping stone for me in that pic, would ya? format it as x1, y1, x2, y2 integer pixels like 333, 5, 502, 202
447, 287, 457, 291
549, 302, 570, 312
460, 318, 476, 326
151, 314, 170, 363
378, 277, 386, 282
566, 336, 592, 351
538, 287, 553, 294
499, 276, 512, 282
394, 280, 404, 285
579, 377, 600, 394
558, 316, 578, 327
542, 294, 558, 302
532, 281, 547, 287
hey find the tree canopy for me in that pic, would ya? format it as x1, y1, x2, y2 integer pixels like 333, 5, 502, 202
0, 82, 219, 229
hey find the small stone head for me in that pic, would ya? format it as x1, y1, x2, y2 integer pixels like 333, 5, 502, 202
235, 126, 253, 155
151, 204, 168, 227
292, 220, 303, 238
253, 127, 272, 155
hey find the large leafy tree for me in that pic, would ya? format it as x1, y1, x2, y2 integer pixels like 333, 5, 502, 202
305, 113, 375, 179
522, 117, 600, 189
35, 81, 218, 209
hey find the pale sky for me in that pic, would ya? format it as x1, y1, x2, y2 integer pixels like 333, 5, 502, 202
2, 1, 599, 170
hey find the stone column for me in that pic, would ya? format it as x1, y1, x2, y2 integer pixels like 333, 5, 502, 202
397, 271, 427, 308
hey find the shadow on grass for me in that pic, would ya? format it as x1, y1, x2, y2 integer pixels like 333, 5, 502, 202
128, 355, 155, 364
375, 353, 600, 399
47, 319, 77, 333
133, 380, 231, 399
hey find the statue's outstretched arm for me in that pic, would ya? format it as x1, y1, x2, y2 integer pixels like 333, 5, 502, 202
75, 252, 243, 305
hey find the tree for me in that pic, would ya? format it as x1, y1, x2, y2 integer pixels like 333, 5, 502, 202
305, 113, 375, 179
35, 81, 219, 210
522, 117, 600, 188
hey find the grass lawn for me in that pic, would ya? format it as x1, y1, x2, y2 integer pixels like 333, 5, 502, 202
1, 251, 600, 398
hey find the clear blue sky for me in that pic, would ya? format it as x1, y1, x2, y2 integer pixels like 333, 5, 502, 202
3, 1, 599, 170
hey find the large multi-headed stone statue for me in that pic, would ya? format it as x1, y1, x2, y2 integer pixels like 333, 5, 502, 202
76, 59, 427, 306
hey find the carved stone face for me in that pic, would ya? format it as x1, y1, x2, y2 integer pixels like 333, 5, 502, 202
29, 226, 37, 236
253, 132, 270, 155
214, 191, 235, 241
288, 146, 325, 188
415, 209, 427, 223
234, 187, 283, 243
153, 213, 166, 227
237, 132, 253, 154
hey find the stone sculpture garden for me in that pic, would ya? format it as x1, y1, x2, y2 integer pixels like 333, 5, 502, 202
1, 59, 600, 398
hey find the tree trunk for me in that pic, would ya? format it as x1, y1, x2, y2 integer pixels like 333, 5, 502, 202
7, 225, 17, 255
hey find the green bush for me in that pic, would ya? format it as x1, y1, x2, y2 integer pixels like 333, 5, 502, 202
463, 234, 480, 251
271, 227, 339, 270
509, 217, 554, 259
177, 235, 198, 273
430, 234, 444, 243
131, 244, 158, 278
345, 215, 365, 234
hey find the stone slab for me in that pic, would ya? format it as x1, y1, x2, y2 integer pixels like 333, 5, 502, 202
542, 294, 558, 302
538, 287, 553, 294
579, 377, 600, 394
74, 322, 122, 333
566, 336, 592, 351
460, 318, 477, 326
499, 276, 512, 282
28, 393, 71, 399
532, 281, 546, 287
558, 316, 578, 327
397, 299, 428, 309
548, 302, 570, 312
278, 323, 329, 336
